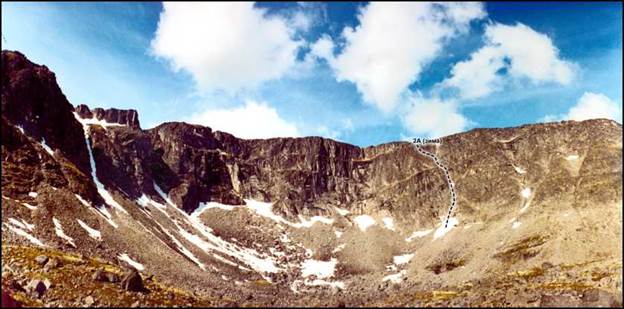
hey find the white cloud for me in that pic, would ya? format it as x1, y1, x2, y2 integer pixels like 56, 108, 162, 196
443, 45, 506, 100
542, 92, 621, 123
401, 93, 471, 138
316, 125, 342, 141
314, 2, 485, 113
487, 23, 575, 84
151, 3, 302, 93
188, 101, 300, 139
309, 34, 335, 61
567, 92, 620, 121
286, 2, 327, 33
443, 22, 576, 100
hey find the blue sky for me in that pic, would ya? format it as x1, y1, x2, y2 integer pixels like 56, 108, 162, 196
2, 2, 621, 146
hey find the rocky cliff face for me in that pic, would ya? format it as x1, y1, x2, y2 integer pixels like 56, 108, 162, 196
75, 104, 141, 130
2, 50, 622, 307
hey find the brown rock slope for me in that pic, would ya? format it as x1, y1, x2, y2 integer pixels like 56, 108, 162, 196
1, 50, 622, 307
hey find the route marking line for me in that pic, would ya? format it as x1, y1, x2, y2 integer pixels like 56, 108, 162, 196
413, 144, 457, 228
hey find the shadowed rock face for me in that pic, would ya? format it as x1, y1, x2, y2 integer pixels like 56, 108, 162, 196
75, 104, 141, 130
1, 51, 90, 176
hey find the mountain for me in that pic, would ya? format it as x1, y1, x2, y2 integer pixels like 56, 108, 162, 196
1, 50, 622, 307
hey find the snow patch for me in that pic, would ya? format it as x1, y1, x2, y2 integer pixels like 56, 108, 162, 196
75, 194, 90, 207
353, 215, 376, 232
21, 202, 37, 210
41, 139, 54, 156
176, 221, 280, 273
73, 112, 125, 129
95, 206, 119, 229
433, 217, 459, 240
245, 199, 333, 228
512, 221, 522, 229
9, 218, 34, 231
153, 183, 176, 207
521, 187, 531, 199
382, 270, 407, 283
5, 223, 45, 247
16, 125, 25, 134
303, 279, 345, 289
406, 229, 432, 242
393, 253, 414, 265
136, 193, 169, 217
334, 230, 343, 238
28, 192, 38, 198
118, 253, 144, 271
513, 165, 527, 174
382, 217, 395, 231
52, 217, 76, 247
295, 215, 334, 228
334, 207, 349, 216
192, 201, 236, 217
160, 227, 205, 270
300, 258, 338, 279
77, 219, 102, 240
566, 154, 579, 161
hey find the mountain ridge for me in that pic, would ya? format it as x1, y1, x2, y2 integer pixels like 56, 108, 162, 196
2, 49, 622, 307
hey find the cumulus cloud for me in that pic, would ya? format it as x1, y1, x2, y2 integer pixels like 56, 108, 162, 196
401, 94, 471, 138
567, 92, 620, 121
151, 2, 302, 93
187, 101, 300, 139
443, 22, 576, 100
314, 2, 485, 113
542, 92, 621, 123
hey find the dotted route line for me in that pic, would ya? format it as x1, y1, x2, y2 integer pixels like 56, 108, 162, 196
413, 144, 457, 228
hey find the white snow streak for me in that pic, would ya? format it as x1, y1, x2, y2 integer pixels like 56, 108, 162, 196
160, 227, 206, 270
406, 229, 433, 241
21, 202, 37, 210
118, 253, 145, 271
9, 218, 34, 231
41, 139, 54, 156
28, 192, 38, 198
5, 223, 45, 247
192, 201, 236, 217
74, 112, 127, 215
53, 217, 76, 247
77, 219, 102, 240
